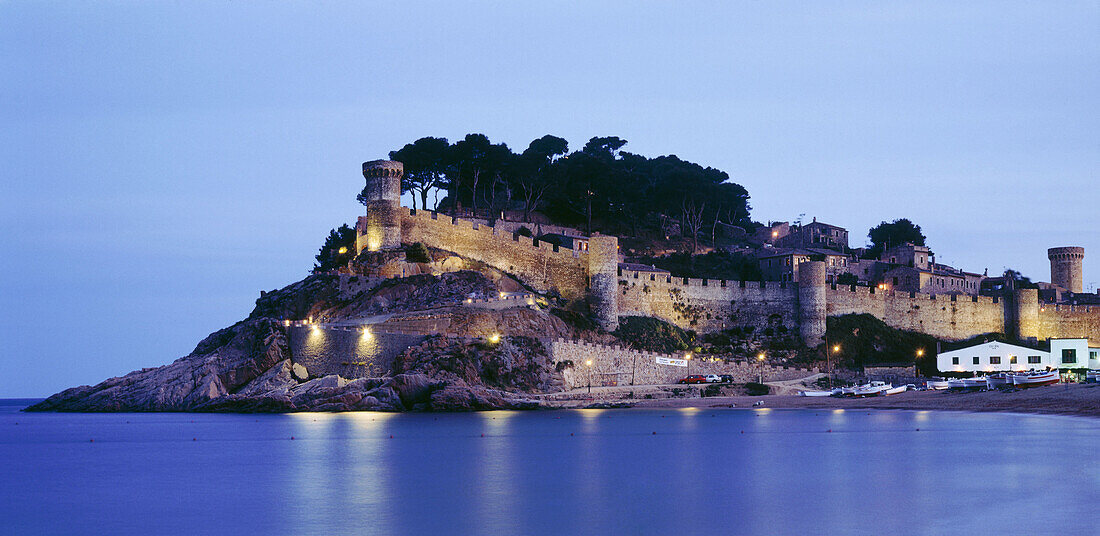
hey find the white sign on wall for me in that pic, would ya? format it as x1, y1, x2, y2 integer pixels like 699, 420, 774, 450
656, 357, 687, 367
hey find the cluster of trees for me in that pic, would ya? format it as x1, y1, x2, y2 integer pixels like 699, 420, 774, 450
864, 218, 926, 259
371, 134, 753, 242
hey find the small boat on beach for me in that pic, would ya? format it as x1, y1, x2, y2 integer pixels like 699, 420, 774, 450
947, 377, 987, 390
1012, 370, 1059, 387
852, 381, 892, 397
799, 389, 841, 397
986, 374, 1012, 389
882, 385, 907, 395
926, 379, 950, 390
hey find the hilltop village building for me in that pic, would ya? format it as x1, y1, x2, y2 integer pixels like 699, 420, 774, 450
774, 218, 849, 251
758, 248, 850, 283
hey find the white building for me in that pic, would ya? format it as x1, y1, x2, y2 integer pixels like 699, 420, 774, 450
1050, 338, 1100, 370
936, 338, 1097, 373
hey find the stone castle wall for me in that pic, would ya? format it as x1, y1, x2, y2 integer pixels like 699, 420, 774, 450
550, 339, 818, 389
361, 198, 1100, 346
287, 326, 426, 379
398, 209, 590, 299
1037, 305, 1100, 341
617, 271, 800, 333
826, 285, 1007, 340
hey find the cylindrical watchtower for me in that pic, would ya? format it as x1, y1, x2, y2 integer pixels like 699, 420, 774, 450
587, 234, 619, 332
358, 160, 404, 253
1048, 246, 1084, 294
798, 261, 827, 347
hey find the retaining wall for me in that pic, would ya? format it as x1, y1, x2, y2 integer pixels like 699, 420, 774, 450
550, 339, 817, 389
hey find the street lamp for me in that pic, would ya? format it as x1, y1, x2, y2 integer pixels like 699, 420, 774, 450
586, 359, 593, 394
686, 352, 693, 375
757, 352, 766, 383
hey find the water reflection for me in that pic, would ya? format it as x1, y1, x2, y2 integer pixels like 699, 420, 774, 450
4, 409, 1099, 535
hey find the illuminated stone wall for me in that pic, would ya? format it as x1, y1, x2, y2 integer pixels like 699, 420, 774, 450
287, 326, 425, 379
1037, 305, 1100, 343
399, 209, 590, 299
550, 339, 818, 388
617, 270, 800, 333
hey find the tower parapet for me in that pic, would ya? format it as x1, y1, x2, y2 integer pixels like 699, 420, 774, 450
797, 261, 827, 346
358, 160, 404, 253
588, 234, 619, 331
1048, 246, 1084, 294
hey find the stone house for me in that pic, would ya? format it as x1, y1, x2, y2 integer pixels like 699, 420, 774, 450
758, 248, 850, 283
775, 218, 848, 251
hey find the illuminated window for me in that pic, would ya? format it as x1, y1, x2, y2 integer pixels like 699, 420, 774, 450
1061, 349, 1077, 364
989, 356, 1001, 365
1028, 356, 1041, 364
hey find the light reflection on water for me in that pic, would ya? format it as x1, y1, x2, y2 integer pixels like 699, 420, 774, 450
2, 407, 1098, 535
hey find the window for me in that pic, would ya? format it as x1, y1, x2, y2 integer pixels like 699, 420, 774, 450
1091, 351, 1098, 360
990, 356, 1001, 365
973, 356, 980, 365
1061, 349, 1077, 364
952, 357, 959, 365
1010, 356, 1017, 364
1028, 356, 1041, 364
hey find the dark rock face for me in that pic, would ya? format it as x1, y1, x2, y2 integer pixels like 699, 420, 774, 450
27, 319, 290, 412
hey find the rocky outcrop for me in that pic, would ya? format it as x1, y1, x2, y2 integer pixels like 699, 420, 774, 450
28, 270, 564, 413
27, 318, 290, 412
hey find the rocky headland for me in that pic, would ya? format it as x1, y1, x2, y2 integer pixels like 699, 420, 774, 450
27, 269, 580, 413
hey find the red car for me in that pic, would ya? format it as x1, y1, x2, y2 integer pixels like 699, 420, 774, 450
677, 375, 707, 384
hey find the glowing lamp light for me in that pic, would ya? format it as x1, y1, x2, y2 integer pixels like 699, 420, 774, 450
832, 345, 840, 353
585, 360, 593, 367
499, 292, 506, 299
338, 246, 348, 255
916, 349, 925, 357
757, 353, 766, 362
488, 333, 501, 344
685, 353, 692, 360
466, 298, 473, 304
361, 328, 373, 339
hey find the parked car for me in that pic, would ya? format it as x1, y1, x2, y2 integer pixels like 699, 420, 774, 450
705, 374, 722, 383
676, 375, 707, 384
719, 374, 735, 383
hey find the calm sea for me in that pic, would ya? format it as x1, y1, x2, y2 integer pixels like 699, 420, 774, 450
2, 400, 1097, 535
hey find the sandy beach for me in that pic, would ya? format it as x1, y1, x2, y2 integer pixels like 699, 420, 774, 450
544, 383, 1100, 418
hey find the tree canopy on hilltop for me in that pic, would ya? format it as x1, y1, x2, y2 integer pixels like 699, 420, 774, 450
865, 219, 926, 259
375, 134, 753, 241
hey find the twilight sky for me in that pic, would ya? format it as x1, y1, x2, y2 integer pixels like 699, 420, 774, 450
1, 2, 1097, 397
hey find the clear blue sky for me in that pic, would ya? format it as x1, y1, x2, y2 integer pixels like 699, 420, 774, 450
2, 2, 1097, 397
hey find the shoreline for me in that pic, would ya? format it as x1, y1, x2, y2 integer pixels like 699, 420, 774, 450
542, 383, 1100, 418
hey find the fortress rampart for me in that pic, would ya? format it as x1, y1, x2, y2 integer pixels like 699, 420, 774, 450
355, 160, 1100, 347
398, 209, 590, 299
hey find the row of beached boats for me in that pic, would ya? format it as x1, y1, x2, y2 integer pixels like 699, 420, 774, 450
800, 381, 909, 398
800, 370, 1064, 397
925, 370, 1061, 390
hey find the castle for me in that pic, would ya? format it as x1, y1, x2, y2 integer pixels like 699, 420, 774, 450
355, 160, 1100, 348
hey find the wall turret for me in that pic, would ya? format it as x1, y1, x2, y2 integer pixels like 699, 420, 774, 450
1048, 246, 1084, 293
797, 260, 827, 347
357, 160, 404, 253
1010, 288, 1040, 341
588, 234, 619, 331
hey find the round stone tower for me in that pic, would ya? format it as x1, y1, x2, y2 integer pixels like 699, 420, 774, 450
358, 160, 404, 253
1048, 246, 1084, 294
587, 234, 620, 332
1011, 288, 1040, 341
797, 261, 827, 347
